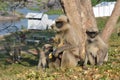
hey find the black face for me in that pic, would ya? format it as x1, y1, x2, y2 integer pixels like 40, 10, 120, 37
55, 21, 64, 28
86, 31, 98, 38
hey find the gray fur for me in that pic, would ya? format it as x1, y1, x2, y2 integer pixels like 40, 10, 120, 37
84, 30, 108, 66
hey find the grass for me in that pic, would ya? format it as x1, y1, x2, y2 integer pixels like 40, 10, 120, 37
0, 18, 120, 80
28, 6, 63, 15
45, 9, 63, 15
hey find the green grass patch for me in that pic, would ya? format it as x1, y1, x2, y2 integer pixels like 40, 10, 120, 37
45, 9, 63, 15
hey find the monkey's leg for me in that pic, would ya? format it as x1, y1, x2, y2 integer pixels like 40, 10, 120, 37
69, 55, 78, 67
61, 51, 69, 68
82, 54, 89, 70
97, 52, 103, 65
54, 58, 61, 68
41, 57, 47, 70
88, 53, 95, 65
103, 48, 108, 62
61, 51, 78, 68
83, 54, 88, 66
104, 52, 108, 62
38, 58, 42, 69
97, 50, 108, 65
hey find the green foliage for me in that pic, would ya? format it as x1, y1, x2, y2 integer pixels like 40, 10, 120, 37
29, 7, 40, 11
91, 0, 117, 6
21, 25, 27, 30
37, 0, 42, 2
91, 0, 98, 6
0, 1, 8, 11
96, 17, 109, 31
45, 9, 63, 15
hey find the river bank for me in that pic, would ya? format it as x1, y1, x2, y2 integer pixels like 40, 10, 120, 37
0, 15, 21, 21
0, 11, 25, 21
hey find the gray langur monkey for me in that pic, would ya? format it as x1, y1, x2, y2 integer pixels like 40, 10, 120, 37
51, 15, 83, 68
84, 27, 108, 67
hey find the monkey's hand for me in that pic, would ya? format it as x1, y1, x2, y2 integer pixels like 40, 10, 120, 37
53, 49, 61, 57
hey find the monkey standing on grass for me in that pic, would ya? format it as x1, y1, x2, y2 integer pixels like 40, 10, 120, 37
84, 27, 108, 67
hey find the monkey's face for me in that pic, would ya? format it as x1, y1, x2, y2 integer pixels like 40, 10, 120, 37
55, 21, 64, 29
86, 27, 99, 38
43, 44, 53, 52
51, 21, 64, 32
51, 15, 69, 32
86, 31, 98, 38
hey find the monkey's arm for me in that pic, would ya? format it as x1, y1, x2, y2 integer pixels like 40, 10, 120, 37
83, 54, 89, 70
37, 58, 41, 69
58, 38, 64, 47
84, 54, 88, 66
53, 35, 59, 43
53, 44, 77, 57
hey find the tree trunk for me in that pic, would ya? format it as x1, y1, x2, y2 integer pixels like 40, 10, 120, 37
101, 0, 120, 43
61, 0, 97, 29
61, 0, 120, 44
60, 0, 98, 59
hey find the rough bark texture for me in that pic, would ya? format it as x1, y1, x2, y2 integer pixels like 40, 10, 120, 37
101, 0, 120, 43
60, 0, 98, 59
61, 0, 97, 29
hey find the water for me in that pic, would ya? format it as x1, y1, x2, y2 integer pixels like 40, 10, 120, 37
0, 8, 59, 35
0, 19, 27, 35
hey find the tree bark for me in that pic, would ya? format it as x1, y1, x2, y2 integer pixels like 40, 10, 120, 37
61, 0, 120, 43
60, 0, 98, 59
61, 0, 97, 29
101, 0, 120, 43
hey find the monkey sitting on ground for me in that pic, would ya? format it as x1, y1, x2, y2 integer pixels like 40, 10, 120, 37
37, 44, 62, 70
51, 15, 83, 68
84, 27, 108, 67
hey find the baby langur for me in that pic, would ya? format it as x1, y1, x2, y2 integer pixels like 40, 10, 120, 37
37, 44, 62, 70
38, 44, 53, 70
84, 27, 108, 67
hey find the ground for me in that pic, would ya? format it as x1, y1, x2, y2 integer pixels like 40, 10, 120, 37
0, 18, 120, 80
